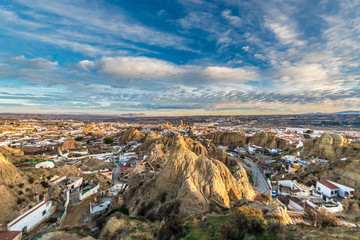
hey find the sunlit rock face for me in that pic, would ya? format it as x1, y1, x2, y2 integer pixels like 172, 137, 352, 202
123, 134, 255, 219
206, 131, 289, 150
120, 127, 144, 143
60, 137, 82, 151
303, 133, 350, 161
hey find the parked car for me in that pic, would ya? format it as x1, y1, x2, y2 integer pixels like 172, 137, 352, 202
271, 190, 278, 198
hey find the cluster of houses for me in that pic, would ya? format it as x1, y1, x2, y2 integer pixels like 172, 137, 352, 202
276, 179, 354, 214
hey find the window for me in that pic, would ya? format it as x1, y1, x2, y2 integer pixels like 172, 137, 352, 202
318, 187, 320, 191
331, 191, 334, 195
42, 210, 46, 216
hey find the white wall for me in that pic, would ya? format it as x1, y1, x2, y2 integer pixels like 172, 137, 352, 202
8, 198, 53, 232
35, 161, 54, 168
329, 180, 355, 198
80, 183, 100, 201
278, 180, 293, 188
289, 199, 303, 211
316, 182, 338, 198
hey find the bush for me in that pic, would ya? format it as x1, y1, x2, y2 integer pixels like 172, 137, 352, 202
17, 198, 24, 204
18, 183, 24, 188
18, 190, 24, 195
157, 213, 185, 240
40, 181, 49, 188
305, 207, 339, 227
103, 137, 114, 144
28, 177, 35, 184
220, 221, 239, 240
219, 210, 266, 239
75, 136, 84, 142
159, 192, 167, 203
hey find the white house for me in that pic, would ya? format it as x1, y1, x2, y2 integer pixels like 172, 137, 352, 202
316, 180, 354, 198
35, 161, 55, 169
7, 198, 54, 233
0, 140, 10, 147
316, 180, 339, 198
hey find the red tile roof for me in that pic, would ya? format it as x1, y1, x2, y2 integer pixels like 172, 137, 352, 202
318, 180, 339, 190
0, 231, 22, 240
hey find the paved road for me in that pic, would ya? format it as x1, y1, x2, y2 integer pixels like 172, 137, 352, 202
112, 164, 121, 185
242, 157, 270, 194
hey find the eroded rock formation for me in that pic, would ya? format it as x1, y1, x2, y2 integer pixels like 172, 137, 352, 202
120, 127, 144, 143
60, 138, 82, 152
302, 133, 350, 160
123, 134, 255, 219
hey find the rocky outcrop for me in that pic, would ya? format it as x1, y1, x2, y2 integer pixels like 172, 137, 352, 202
206, 132, 247, 146
120, 128, 144, 143
0, 153, 27, 222
124, 134, 255, 219
206, 131, 290, 150
21, 145, 58, 155
99, 215, 152, 240
0, 147, 24, 163
38, 232, 95, 240
248, 132, 289, 149
59, 138, 82, 152
302, 133, 350, 160
0, 153, 24, 185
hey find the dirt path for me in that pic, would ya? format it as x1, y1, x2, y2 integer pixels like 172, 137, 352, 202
62, 194, 98, 227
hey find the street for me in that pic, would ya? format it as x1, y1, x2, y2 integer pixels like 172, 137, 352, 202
241, 156, 270, 194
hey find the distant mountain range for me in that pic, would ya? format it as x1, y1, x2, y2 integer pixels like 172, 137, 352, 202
305, 110, 360, 115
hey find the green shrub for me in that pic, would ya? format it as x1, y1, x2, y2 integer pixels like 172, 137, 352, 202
157, 213, 185, 240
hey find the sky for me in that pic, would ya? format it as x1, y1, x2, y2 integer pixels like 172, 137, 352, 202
0, 0, 359, 116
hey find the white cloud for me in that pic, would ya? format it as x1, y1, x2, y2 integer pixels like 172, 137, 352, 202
79, 60, 95, 71
242, 46, 249, 51
221, 9, 242, 27
9, 56, 57, 69
13, 0, 191, 51
264, 11, 305, 47
278, 63, 331, 91
203, 66, 256, 82
254, 53, 266, 60
100, 56, 185, 80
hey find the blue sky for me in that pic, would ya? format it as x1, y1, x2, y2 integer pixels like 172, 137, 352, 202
0, 0, 359, 115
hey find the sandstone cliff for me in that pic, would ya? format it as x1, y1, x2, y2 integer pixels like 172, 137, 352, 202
120, 127, 144, 143
0, 153, 27, 222
0, 153, 24, 185
206, 132, 247, 146
0, 146, 24, 163
206, 131, 290, 150
123, 134, 255, 219
302, 133, 350, 160
59, 138, 82, 152
248, 132, 289, 149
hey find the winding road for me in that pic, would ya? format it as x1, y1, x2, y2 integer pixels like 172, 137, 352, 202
238, 156, 271, 194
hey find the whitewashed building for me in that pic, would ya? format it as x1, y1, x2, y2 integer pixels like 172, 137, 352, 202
316, 180, 354, 198
35, 161, 55, 169
7, 198, 54, 233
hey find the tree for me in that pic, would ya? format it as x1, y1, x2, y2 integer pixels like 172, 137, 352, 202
75, 136, 84, 142
104, 137, 114, 144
